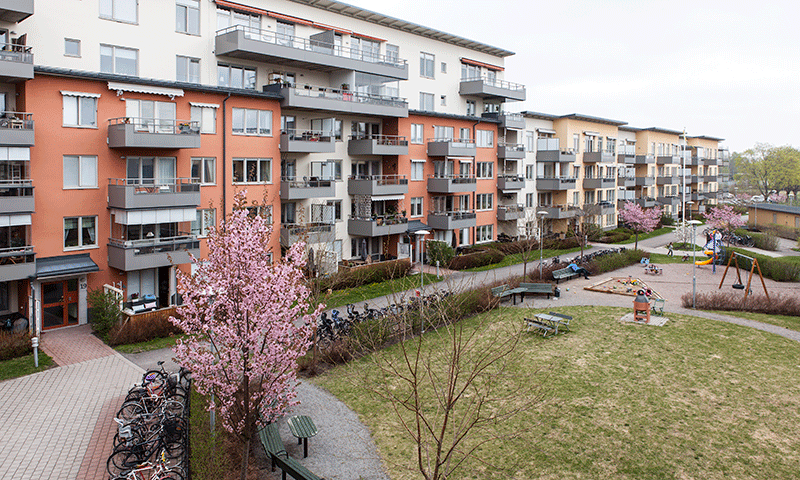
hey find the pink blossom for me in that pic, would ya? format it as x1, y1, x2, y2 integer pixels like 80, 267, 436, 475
618, 201, 662, 250
703, 205, 745, 233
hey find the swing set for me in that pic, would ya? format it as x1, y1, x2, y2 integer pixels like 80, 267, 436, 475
718, 252, 769, 301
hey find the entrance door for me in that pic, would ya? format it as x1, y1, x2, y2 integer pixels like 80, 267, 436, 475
42, 279, 79, 329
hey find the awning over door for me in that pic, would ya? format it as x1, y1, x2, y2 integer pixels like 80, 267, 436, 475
36, 253, 99, 279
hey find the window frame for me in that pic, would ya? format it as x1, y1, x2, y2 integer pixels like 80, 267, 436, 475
410, 197, 423, 217
176, 0, 200, 35
64, 38, 81, 57
177, 55, 201, 84
217, 63, 257, 90
62, 93, 99, 128
476, 162, 493, 179
100, 44, 138, 76
420, 52, 435, 79
476, 193, 493, 211
100, 0, 138, 24
476, 225, 493, 243
476, 130, 494, 148
63, 155, 98, 189
191, 208, 216, 237
232, 157, 272, 184
191, 157, 216, 185
410, 124, 424, 144
419, 92, 434, 112
231, 108, 272, 136
190, 105, 217, 134
410, 160, 424, 181
63, 216, 98, 250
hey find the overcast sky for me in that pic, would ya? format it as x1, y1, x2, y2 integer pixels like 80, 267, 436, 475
341, 0, 799, 152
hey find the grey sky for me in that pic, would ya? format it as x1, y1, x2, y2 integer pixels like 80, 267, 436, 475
342, 0, 799, 152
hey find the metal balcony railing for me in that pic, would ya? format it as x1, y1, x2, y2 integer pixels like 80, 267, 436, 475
0, 245, 34, 266
0, 43, 33, 64
428, 210, 476, 220
107, 235, 199, 255
349, 134, 408, 146
428, 173, 476, 184
348, 174, 408, 185
280, 177, 334, 188
0, 181, 33, 195
460, 75, 525, 92
427, 137, 476, 147
109, 117, 200, 135
283, 128, 334, 142
498, 204, 524, 213
285, 83, 407, 108
109, 177, 200, 193
0, 112, 33, 130
498, 142, 525, 152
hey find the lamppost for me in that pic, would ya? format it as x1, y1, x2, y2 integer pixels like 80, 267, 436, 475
414, 230, 430, 290
685, 200, 694, 247
537, 210, 548, 279
681, 129, 688, 227
688, 219, 702, 308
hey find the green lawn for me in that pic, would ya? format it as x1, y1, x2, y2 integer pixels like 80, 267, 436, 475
611, 227, 674, 244
704, 310, 800, 332
464, 246, 587, 272
321, 273, 440, 310
114, 335, 182, 354
316, 306, 800, 479
0, 352, 54, 382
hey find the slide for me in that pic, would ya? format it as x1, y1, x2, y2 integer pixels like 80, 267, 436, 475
695, 257, 713, 266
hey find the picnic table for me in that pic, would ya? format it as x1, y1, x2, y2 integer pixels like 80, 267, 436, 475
287, 415, 318, 458
524, 312, 573, 337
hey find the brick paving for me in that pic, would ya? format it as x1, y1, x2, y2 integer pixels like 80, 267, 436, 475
40, 324, 115, 367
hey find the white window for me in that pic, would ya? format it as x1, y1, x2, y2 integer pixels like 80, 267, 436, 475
526, 193, 534, 207
233, 158, 272, 183
64, 216, 97, 250
526, 165, 535, 180
410, 124, 423, 144
476, 130, 494, 148
63, 155, 97, 189
126, 157, 176, 184
217, 64, 256, 89
191, 157, 215, 184
420, 52, 435, 78
62, 92, 98, 127
100, 0, 137, 23
232, 108, 272, 136
420, 92, 434, 112
440, 95, 446, 106
410, 160, 424, 181
476, 162, 493, 179
177, 56, 200, 83
476, 193, 493, 211
385, 44, 399, 64
410, 197, 423, 217
276, 21, 295, 46
176, 0, 200, 35
100, 44, 138, 76
126, 100, 176, 133
573, 134, 580, 153
466, 100, 476, 116
476, 225, 493, 243
351, 37, 379, 62
526, 131, 535, 151
434, 126, 454, 140
190, 105, 217, 134
441, 62, 447, 74
191, 209, 215, 237
65, 39, 81, 57
326, 200, 342, 221
461, 62, 480, 80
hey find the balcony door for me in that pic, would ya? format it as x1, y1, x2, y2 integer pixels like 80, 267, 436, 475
42, 279, 79, 330
127, 157, 176, 185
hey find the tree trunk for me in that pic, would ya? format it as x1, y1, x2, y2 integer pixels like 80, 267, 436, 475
240, 372, 250, 480
240, 437, 250, 480
634, 232, 639, 250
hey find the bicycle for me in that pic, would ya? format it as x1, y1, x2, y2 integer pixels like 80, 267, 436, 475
110, 449, 186, 480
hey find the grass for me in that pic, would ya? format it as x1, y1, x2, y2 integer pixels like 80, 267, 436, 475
315, 306, 800, 479
611, 227, 674, 244
464, 246, 587, 272
321, 273, 440, 310
0, 352, 54, 382
704, 310, 800, 332
189, 388, 231, 480
113, 334, 182, 354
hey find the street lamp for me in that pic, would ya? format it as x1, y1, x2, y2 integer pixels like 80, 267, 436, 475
414, 230, 431, 290
537, 210, 549, 279
687, 219, 702, 308
685, 200, 694, 247
681, 129, 688, 227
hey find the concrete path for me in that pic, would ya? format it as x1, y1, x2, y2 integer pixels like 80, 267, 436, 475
0, 325, 143, 480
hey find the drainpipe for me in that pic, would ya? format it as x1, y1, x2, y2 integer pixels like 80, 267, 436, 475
222, 92, 232, 215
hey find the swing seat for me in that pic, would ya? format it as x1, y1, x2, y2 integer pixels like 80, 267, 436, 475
732, 284, 745, 290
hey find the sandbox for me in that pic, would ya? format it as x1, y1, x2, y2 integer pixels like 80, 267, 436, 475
584, 276, 663, 299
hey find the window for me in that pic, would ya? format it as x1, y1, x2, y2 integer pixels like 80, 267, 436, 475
232, 108, 272, 136
526, 131, 535, 151
460, 128, 470, 141
461, 62, 480, 80
440, 95, 447, 106
476, 130, 494, 148
63, 155, 97, 189
434, 125, 454, 140
100, 44, 138, 76
441, 62, 447, 74
466, 100, 476, 116
420, 92, 434, 112
217, 64, 256, 89
476, 193, 493, 211
191, 209, 216, 237
233, 158, 272, 183
64, 216, 97, 249
177, 56, 200, 83
65, 38, 81, 57
476, 225, 493, 243
385, 44, 399, 64
526, 193, 534, 207
190, 105, 217, 134
310, 160, 340, 180
276, 21, 295, 46
326, 200, 342, 221
526, 165, 535, 180
126, 100, 176, 132
100, 0, 137, 23
247, 205, 273, 224
573, 134, 580, 153
476, 162, 493, 179
62, 93, 98, 127
176, 0, 200, 35
420, 52, 435, 78
191, 157, 215, 184
410, 197, 423, 217
410, 124, 423, 144
410, 160, 424, 181
281, 203, 296, 224
126, 157, 176, 184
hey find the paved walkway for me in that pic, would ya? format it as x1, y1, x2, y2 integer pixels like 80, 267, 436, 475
0, 325, 143, 480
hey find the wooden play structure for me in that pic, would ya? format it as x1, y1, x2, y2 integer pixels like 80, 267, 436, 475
718, 252, 769, 301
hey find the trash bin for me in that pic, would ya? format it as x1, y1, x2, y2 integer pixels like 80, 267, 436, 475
554, 287, 561, 298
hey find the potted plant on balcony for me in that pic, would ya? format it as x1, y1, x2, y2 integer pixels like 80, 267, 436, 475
340, 83, 350, 91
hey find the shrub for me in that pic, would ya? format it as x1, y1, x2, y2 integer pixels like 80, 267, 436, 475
732, 205, 748, 215
107, 308, 182, 346
496, 238, 537, 255
426, 241, 454, 267
87, 288, 123, 340
584, 224, 605, 242
722, 248, 800, 282
448, 249, 505, 270
600, 232, 630, 243
0, 331, 31, 361
586, 249, 647, 275
317, 258, 412, 292
752, 232, 779, 251
660, 214, 676, 226
681, 291, 800, 316
760, 224, 800, 241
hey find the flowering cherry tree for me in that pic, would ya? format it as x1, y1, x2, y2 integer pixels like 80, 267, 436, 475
704, 204, 745, 239
618, 201, 662, 250
170, 192, 322, 479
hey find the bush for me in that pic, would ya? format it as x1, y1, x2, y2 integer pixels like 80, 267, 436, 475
723, 248, 800, 282
681, 291, 800, 316
426, 241, 454, 267
317, 258, 412, 292
759, 224, 800, 241
732, 205, 748, 215
107, 308, 182, 346
752, 232, 779, 251
496, 238, 536, 255
600, 232, 630, 243
87, 288, 123, 340
584, 224, 605, 242
660, 214, 676, 226
0, 331, 31, 361
585, 249, 648, 276
448, 249, 505, 270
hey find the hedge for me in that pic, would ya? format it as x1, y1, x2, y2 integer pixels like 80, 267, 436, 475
682, 292, 800, 316
723, 248, 800, 282
448, 249, 505, 270
0, 331, 31, 361
317, 258, 413, 291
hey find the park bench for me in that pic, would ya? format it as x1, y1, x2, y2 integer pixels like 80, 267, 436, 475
491, 285, 526, 305
259, 422, 325, 480
547, 311, 573, 332
271, 453, 324, 480
651, 298, 665, 315
552, 267, 578, 283
519, 282, 555, 299
524, 316, 557, 337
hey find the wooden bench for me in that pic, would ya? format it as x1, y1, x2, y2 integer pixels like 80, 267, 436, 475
524, 317, 557, 337
519, 283, 555, 299
552, 267, 578, 283
491, 285, 526, 305
259, 422, 287, 472
547, 311, 573, 332
271, 453, 324, 480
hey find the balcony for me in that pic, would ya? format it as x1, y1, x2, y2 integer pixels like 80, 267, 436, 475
426, 210, 476, 230
687, 175, 698, 184
0, 182, 34, 213
264, 83, 408, 118
691, 192, 706, 202
537, 177, 577, 191
688, 156, 704, 166
348, 134, 408, 156
658, 196, 681, 207
634, 154, 655, 164
427, 174, 476, 193
704, 175, 717, 182
635, 197, 657, 208
497, 175, 524, 190
108, 118, 201, 149
0, 43, 33, 81
497, 204, 525, 221
347, 175, 408, 196
656, 176, 677, 185
583, 177, 616, 189
636, 177, 655, 186
656, 155, 680, 164
459, 76, 526, 101
280, 177, 335, 200
280, 129, 335, 153
0, 113, 34, 146
426, 138, 476, 157
540, 205, 578, 220
482, 112, 525, 130
216, 25, 408, 80
0, 245, 35, 281
617, 176, 635, 187
536, 138, 576, 163
583, 151, 615, 163
497, 142, 525, 160
0, 1, 33, 22
107, 235, 200, 271
107, 179, 201, 210
348, 216, 408, 237
280, 222, 335, 246
583, 202, 615, 216
618, 146, 636, 164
